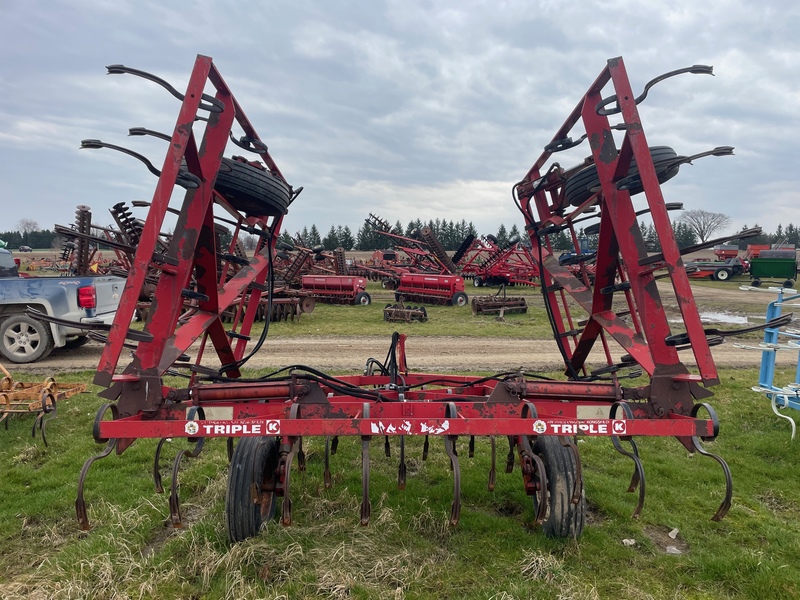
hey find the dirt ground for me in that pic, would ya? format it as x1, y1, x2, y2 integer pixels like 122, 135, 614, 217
10, 280, 796, 376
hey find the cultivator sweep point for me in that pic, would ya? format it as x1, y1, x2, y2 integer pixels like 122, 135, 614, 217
77, 55, 749, 543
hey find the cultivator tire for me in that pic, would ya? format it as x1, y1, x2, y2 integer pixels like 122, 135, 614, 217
532, 436, 585, 538
214, 158, 291, 217
225, 436, 280, 543
0, 315, 55, 364
564, 146, 679, 206
354, 292, 372, 306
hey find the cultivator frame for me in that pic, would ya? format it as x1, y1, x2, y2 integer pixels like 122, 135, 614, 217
77, 55, 740, 542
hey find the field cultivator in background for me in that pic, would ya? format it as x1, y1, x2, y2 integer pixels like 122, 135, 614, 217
1, 363, 87, 445
72, 55, 777, 544
736, 286, 800, 438
457, 234, 540, 287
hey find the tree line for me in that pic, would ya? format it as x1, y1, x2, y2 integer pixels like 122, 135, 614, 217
285, 219, 523, 252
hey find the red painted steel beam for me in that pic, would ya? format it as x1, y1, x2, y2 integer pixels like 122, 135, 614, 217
95, 56, 216, 387
97, 415, 715, 439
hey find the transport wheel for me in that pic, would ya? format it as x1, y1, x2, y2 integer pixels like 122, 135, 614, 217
752, 279, 762, 287
0, 315, 55, 364
531, 435, 585, 538
225, 436, 280, 542
451, 292, 468, 307
714, 268, 732, 281
784, 279, 795, 288
354, 292, 371, 305
213, 158, 292, 217
564, 146, 679, 206
473, 277, 483, 287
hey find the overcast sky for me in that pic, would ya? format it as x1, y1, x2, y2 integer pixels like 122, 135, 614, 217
1, 0, 798, 243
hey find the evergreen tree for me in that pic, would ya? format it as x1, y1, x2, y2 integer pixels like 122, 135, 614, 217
785, 223, 799, 248
509, 224, 520, 243
496, 224, 509, 246
340, 226, 355, 250
309, 224, 322, 246
673, 222, 698, 249
298, 226, 310, 247
322, 226, 339, 250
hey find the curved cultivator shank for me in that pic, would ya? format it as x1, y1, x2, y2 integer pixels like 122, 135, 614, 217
76, 55, 751, 542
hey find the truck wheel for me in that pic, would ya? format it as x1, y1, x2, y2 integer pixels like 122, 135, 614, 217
213, 158, 292, 218
451, 292, 468, 307
714, 268, 731, 281
532, 436, 585, 538
0, 315, 55, 364
354, 292, 371, 305
64, 335, 91, 349
225, 436, 280, 542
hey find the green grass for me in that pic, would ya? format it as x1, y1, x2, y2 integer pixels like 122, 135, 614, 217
2, 367, 800, 599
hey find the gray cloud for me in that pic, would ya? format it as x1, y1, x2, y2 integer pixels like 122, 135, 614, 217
1, 0, 798, 241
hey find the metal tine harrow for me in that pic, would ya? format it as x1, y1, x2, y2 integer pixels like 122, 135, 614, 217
735, 286, 800, 438
0, 363, 87, 446
74, 55, 752, 543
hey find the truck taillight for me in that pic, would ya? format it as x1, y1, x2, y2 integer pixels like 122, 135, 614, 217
78, 285, 97, 309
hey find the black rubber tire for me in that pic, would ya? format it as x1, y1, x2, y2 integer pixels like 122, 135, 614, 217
225, 436, 280, 543
784, 279, 795, 288
473, 277, 483, 288
214, 158, 291, 217
714, 268, 731, 282
752, 279, 762, 287
485, 234, 498, 245
451, 292, 468, 307
531, 435, 585, 538
64, 335, 91, 349
564, 146, 679, 207
0, 315, 55, 364
354, 292, 371, 305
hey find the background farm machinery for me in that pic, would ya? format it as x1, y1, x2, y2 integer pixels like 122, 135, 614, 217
68, 55, 764, 545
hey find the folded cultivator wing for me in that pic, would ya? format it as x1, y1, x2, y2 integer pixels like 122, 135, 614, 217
79, 55, 741, 543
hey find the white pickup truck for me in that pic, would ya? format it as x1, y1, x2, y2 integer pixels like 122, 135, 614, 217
0, 248, 124, 363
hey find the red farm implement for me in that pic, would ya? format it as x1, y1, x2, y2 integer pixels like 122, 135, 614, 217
71, 55, 768, 543
301, 275, 371, 305
458, 235, 540, 288
394, 273, 468, 306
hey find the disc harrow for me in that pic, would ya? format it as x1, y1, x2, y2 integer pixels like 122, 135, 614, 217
73, 56, 756, 544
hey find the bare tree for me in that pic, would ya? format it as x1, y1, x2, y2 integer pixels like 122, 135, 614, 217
677, 210, 731, 244
17, 218, 40, 234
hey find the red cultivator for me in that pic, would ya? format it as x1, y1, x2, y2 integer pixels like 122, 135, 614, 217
77, 55, 747, 542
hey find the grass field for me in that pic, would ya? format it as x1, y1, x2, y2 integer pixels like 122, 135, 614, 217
1, 365, 800, 599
